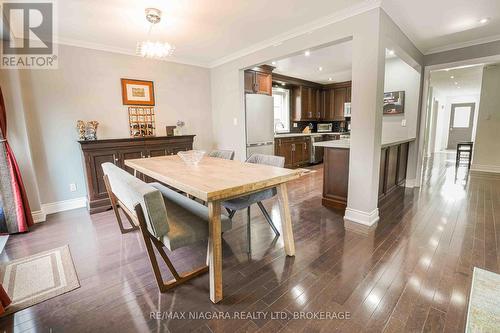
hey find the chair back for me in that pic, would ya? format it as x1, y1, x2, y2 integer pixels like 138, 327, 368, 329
102, 163, 169, 238
246, 154, 284, 168
208, 150, 235, 160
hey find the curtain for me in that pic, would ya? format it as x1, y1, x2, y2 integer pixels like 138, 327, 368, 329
0, 283, 11, 315
0, 87, 33, 234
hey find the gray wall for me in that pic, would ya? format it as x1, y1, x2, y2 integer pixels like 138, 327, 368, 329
9, 44, 213, 205
472, 64, 500, 172
424, 40, 500, 67
382, 57, 421, 143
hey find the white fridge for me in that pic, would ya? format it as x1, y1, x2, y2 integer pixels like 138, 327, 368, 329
245, 94, 274, 159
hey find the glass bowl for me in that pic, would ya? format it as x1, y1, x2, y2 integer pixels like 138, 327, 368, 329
177, 150, 206, 165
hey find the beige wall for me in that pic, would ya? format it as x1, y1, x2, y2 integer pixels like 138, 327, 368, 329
472, 64, 500, 173
10, 44, 213, 205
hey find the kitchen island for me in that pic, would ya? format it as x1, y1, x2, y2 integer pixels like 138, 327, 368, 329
314, 138, 415, 209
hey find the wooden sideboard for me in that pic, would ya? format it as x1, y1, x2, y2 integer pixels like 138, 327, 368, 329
79, 135, 195, 214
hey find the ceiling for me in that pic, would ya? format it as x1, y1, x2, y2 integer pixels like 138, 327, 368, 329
382, 0, 500, 54
2, 0, 500, 66
21, 0, 367, 67
271, 41, 353, 84
430, 65, 484, 96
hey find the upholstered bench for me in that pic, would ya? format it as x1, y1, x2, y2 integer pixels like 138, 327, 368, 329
101, 162, 231, 292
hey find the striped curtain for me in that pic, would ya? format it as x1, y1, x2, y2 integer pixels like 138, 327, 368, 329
0, 87, 33, 234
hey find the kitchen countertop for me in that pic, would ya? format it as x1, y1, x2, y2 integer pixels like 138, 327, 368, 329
274, 132, 348, 138
313, 137, 416, 149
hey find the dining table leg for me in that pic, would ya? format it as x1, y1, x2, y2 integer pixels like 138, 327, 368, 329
207, 200, 223, 303
277, 183, 295, 256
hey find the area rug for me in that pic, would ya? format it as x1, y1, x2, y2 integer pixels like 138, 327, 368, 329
0, 245, 80, 317
466, 267, 500, 332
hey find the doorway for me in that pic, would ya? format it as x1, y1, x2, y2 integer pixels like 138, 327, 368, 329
447, 102, 475, 149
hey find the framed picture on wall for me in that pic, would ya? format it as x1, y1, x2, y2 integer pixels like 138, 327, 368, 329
383, 91, 405, 115
121, 79, 155, 106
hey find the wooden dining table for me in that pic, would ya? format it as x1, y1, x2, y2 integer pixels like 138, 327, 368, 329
124, 155, 300, 303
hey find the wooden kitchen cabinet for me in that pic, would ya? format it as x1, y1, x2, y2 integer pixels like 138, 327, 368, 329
275, 136, 311, 168
321, 88, 335, 121
346, 86, 351, 103
333, 87, 347, 121
379, 142, 410, 199
244, 65, 274, 95
292, 86, 322, 121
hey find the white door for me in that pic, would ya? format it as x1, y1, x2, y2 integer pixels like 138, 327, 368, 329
447, 103, 475, 149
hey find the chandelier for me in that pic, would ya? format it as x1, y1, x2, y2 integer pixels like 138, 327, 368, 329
136, 8, 175, 59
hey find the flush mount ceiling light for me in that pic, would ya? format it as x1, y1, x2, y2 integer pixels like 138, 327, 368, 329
318, 66, 323, 71
136, 8, 175, 59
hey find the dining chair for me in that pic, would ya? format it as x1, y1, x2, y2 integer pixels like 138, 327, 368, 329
208, 149, 235, 160
102, 162, 232, 292
222, 154, 284, 253
456, 142, 473, 169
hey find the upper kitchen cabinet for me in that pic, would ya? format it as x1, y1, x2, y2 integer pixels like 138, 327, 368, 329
322, 81, 352, 121
321, 88, 335, 121
244, 65, 274, 95
333, 87, 346, 121
291, 85, 322, 121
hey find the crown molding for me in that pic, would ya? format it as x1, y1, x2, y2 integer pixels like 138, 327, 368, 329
208, 0, 382, 68
55, 37, 211, 68
424, 34, 500, 55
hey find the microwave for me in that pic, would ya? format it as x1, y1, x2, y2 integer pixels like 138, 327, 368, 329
317, 123, 333, 132
344, 102, 351, 117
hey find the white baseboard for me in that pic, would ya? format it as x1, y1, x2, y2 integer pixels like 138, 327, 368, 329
32, 210, 46, 223
405, 178, 418, 188
470, 164, 500, 174
31, 197, 87, 223
344, 207, 379, 226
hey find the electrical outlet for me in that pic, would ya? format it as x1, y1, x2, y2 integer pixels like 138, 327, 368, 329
293, 123, 298, 128
69, 183, 77, 192
233, 118, 238, 126
401, 119, 406, 127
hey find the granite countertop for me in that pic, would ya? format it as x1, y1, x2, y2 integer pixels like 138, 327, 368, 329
274, 132, 348, 138
313, 137, 416, 149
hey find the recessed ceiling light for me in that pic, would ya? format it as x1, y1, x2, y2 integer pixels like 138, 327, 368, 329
304, 50, 310, 56
271, 61, 276, 65
281, 82, 286, 86
454, 82, 458, 85
457, 86, 461, 89
445, 69, 450, 72
479, 18, 490, 24
387, 49, 395, 56
450, 75, 454, 79
318, 66, 323, 71
328, 78, 333, 81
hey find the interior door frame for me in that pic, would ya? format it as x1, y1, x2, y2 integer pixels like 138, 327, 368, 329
447, 102, 475, 149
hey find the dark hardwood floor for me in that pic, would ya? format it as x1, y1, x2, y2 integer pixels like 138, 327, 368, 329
1, 152, 499, 332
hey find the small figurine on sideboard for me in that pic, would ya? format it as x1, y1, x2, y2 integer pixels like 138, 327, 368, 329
76, 120, 99, 141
